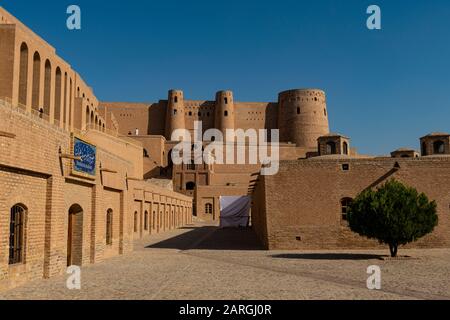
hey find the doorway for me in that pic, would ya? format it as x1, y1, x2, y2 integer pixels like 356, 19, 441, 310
67, 204, 83, 266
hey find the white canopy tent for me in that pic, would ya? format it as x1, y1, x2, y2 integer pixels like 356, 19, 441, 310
219, 196, 251, 228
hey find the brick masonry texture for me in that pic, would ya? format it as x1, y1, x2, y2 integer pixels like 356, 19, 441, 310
1, 5, 449, 294
0, 7, 192, 291
251, 157, 450, 250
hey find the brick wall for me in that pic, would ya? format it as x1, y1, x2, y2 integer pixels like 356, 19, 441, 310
252, 157, 450, 250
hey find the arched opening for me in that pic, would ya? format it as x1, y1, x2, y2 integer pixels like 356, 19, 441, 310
224, 110, 228, 117
68, 78, 73, 127
9, 204, 26, 265
63, 72, 67, 127
106, 209, 113, 246
95, 115, 98, 130
54, 67, 62, 123
297, 107, 300, 115
326, 141, 337, 155
343, 142, 349, 155
85, 106, 90, 129
18, 43, 29, 106
433, 140, 445, 154
31, 52, 41, 111
186, 181, 196, 191
43, 60, 51, 117
134, 211, 138, 233
90, 111, 94, 128
67, 204, 83, 266
144, 211, 149, 231
143, 149, 149, 158
340, 198, 353, 222
205, 203, 213, 214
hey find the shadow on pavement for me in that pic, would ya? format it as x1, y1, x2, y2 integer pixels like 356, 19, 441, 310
146, 226, 264, 251
271, 253, 386, 260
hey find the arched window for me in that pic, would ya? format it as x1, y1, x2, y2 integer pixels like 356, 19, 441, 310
152, 211, 156, 228
85, 107, 90, 129
54, 67, 62, 123
43, 60, 52, 116
144, 211, 149, 230
433, 141, 445, 154
106, 209, 113, 245
326, 141, 336, 155
143, 149, 149, 158
134, 211, 138, 232
32, 52, 41, 111
340, 198, 353, 221
90, 111, 94, 127
224, 110, 228, 117
205, 203, 213, 214
173, 109, 177, 115
68, 78, 73, 127
343, 142, 349, 155
186, 181, 196, 190
18, 43, 29, 106
10, 204, 26, 265
297, 107, 300, 115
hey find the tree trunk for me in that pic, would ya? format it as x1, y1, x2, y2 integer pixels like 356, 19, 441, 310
389, 243, 398, 257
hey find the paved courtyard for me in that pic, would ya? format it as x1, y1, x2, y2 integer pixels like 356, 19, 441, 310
1, 222, 449, 300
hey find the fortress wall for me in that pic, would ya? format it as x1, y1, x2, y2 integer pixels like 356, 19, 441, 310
100, 102, 151, 136
234, 102, 278, 131
253, 157, 450, 250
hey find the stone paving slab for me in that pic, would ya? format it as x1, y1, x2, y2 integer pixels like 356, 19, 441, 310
0, 222, 449, 300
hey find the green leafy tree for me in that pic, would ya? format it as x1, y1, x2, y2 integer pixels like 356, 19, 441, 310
347, 179, 438, 257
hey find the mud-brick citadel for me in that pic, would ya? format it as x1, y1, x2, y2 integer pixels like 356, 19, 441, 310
1, 6, 449, 290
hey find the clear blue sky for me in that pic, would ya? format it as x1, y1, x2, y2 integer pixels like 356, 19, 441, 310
2, 0, 450, 155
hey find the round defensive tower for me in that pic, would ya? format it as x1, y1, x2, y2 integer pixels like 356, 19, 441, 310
278, 89, 330, 149
214, 90, 235, 136
165, 89, 185, 141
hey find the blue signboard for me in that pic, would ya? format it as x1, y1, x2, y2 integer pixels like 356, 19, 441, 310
73, 137, 97, 176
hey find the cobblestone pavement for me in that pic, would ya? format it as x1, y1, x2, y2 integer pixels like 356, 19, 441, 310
1, 222, 449, 300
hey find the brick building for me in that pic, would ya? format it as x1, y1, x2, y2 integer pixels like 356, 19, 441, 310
0, 7, 192, 290
1, 5, 449, 291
